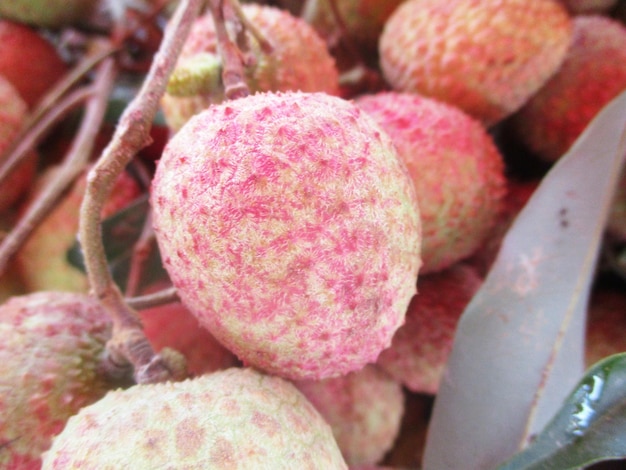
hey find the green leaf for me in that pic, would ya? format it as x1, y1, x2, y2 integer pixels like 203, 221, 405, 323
423, 91, 626, 470
67, 194, 169, 292
496, 353, 626, 470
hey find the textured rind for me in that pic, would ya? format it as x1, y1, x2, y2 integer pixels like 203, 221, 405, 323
511, 15, 626, 162
379, 0, 572, 126
16, 167, 141, 292
0, 0, 98, 28
376, 263, 483, 394
151, 91, 422, 380
161, 4, 340, 131
0, 20, 67, 108
42, 368, 348, 469
0, 292, 113, 470
0, 75, 36, 214
294, 364, 404, 467
356, 91, 506, 273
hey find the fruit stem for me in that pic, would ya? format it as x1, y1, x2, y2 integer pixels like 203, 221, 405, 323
0, 63, 115, 276
208, 0, 251, 100
126, 286, 180, 310
78, 0, 202, 384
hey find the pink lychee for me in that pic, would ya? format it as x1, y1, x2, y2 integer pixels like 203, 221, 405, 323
355, 91, 506, 273
0, 20, 67, 108
0, 291, 114, 469
294, 364, 404, 467
42, 367, 348, 469
378, 0, 572, 126
151, 90, 422, 380
510, 15, 626, 162
376, 263, 483, 394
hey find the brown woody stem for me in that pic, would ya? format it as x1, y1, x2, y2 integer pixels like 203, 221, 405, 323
78, 0, 203, 384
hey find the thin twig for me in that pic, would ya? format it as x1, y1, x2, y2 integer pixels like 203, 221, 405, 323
0, 60, 116, 276
209, 0, 250, 99
78, 0, 203, 385
126, 286, 180, 310
0, 87, 92, 188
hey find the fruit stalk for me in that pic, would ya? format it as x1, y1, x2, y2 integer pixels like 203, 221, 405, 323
0, 60, 115, 275
78, 0, 202, 384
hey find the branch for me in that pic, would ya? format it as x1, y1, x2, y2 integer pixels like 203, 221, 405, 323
78, 0, 203, 385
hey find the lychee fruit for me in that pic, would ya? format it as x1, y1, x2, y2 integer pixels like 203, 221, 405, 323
42, 367, 348, 469
510, 15, 626, 162
355, 91, 506, 273
376, 263, 483, 394
0, 0, 99, 28
139, 297, 240, 376
0, 20, 67, 108
151, 90, 422, 380
0, 74, 37, 214
0, 291, 114, 469
301, 0, 406, 52
378, 0, 572, 126
15, 165, 141, 293
294, 364, 404, 467
160, 3, 340, 131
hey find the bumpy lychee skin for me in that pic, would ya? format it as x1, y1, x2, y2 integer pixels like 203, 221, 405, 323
379, 0, 572, 126
161, 4, 340, 131
151, 91, 422, 380
0, 291, 113, 470
294, 364, 404, 467
376, 263, 483, 394
0, 20, 67, 108
356, 91, 506, 273
0, 0, 98, 28
42, 367, 348, 469
0, 75, 36, 214
511, 15, 626, 162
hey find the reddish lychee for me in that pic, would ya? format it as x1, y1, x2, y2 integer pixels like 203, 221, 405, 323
510, 15, 626, 162
0, 20, 67, 108
355, 91, 506, 273
0, 75, 36, 214
0, 291, 114, 469
378, 0, 572, 126
376, 263, 483, 394
151, 90, 422, 380
160, 3, 340, 131
294, 364, 404, 467
42, 367, 348, 469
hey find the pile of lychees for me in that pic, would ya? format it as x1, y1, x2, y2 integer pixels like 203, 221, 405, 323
1, 0, 625, 468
